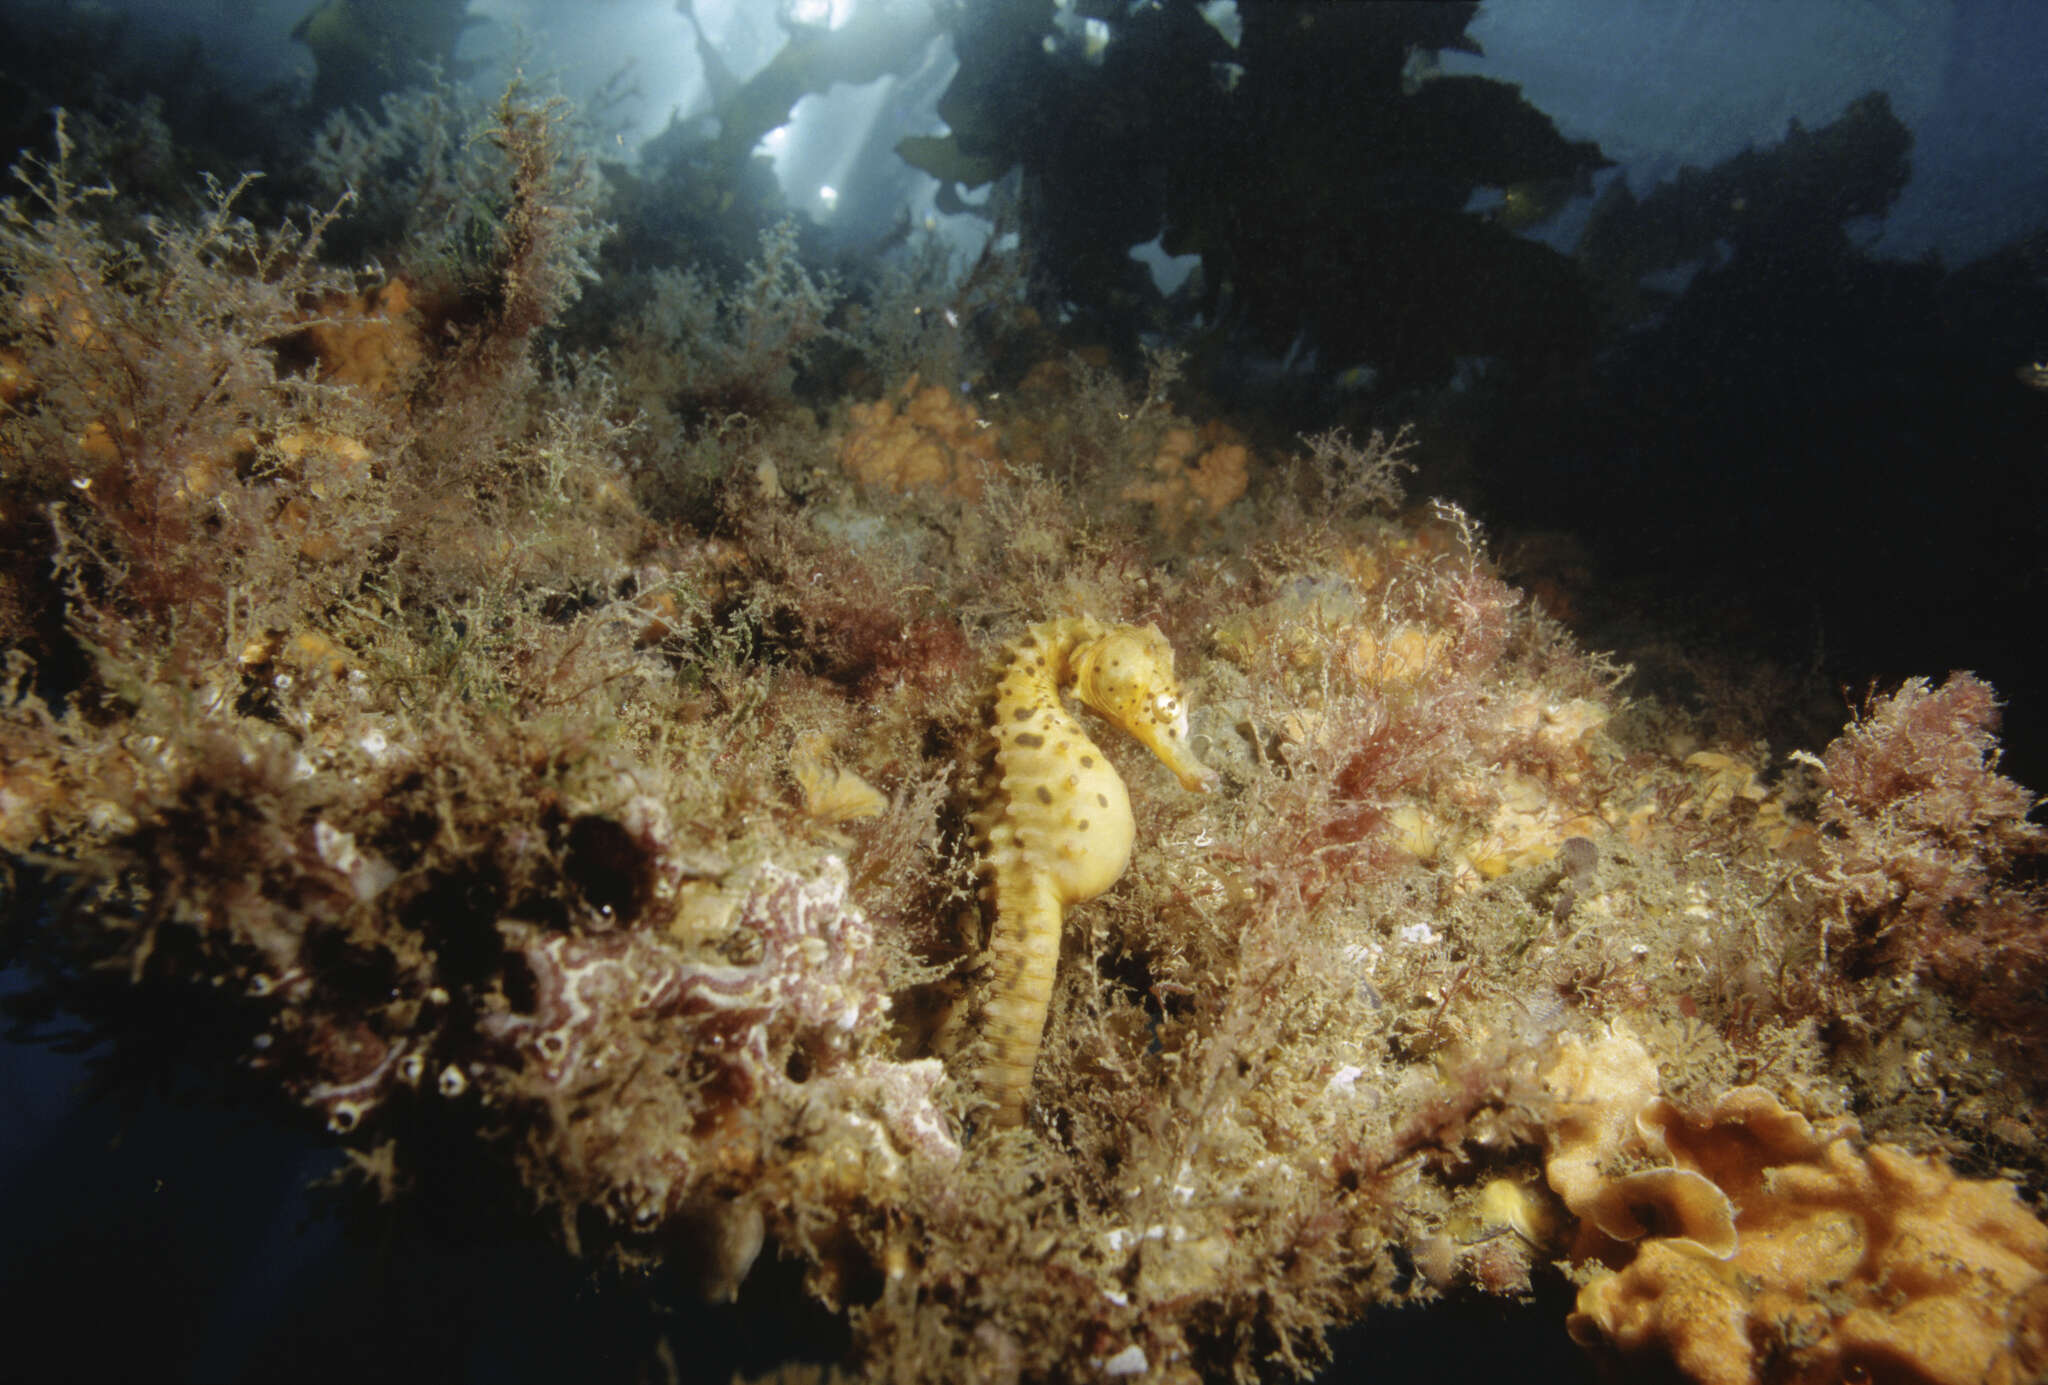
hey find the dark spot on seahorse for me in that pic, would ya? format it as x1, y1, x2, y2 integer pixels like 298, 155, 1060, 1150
1077, 819, 1089, 831
1015, 732, 1045, 749
1080, 755, 1095, 767
1014, 706, 1035, 721
1035, 786, 1054, 804
1096, 793, 1109, 807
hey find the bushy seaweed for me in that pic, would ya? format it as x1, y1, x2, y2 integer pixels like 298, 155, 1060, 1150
3, 79, 2045, 1385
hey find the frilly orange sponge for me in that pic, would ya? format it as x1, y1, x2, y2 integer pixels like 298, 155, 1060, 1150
301, 279, 424, 397
1544, 1026, 2048, 1385
12, 104, 2048, 1381
976, 616, 1216, 1128
836, 373, 1004, 499
1119, 420, 1250, 532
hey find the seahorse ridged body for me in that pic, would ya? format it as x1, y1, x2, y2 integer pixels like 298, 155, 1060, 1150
980, 616, 1216, 1127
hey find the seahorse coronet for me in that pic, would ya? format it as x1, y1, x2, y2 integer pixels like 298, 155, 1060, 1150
977, 615, 1215, 1128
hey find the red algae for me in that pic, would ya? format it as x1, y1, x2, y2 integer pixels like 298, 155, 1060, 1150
1, 84, 2044, 1385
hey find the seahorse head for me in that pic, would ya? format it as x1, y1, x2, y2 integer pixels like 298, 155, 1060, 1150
1072, 622, 1218, 794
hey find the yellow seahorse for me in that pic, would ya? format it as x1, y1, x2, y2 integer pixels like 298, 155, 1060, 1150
979, 616, 1217, 1127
